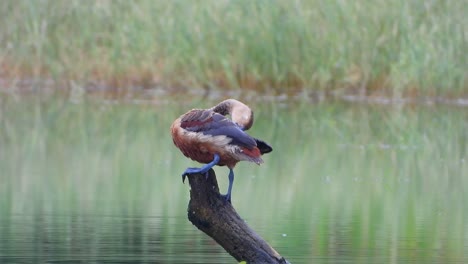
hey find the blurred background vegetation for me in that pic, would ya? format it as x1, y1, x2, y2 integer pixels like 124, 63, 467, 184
0, 1, 467, 263
0, 0, 466, 98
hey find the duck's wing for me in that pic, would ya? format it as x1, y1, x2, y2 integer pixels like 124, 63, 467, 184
181, 110, 257, 149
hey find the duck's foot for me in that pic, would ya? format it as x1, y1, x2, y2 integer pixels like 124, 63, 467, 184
182, 168, 210, 183
220, 168, 235, 204
220, 193, 232, 203
181, 154, 220, 183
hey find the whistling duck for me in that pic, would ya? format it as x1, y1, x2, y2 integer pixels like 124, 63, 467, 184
170, 99, 272, 202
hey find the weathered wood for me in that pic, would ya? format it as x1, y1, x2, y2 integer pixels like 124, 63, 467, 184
186, 169, 289, 264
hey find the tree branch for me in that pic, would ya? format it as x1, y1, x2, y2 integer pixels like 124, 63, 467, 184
186, 169, 289, 263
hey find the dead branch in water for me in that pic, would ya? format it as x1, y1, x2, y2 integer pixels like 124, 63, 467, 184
186, 169, 290, 263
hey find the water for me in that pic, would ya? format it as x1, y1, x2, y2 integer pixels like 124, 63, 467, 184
0, 214, 230, 263
0, 95, 467, 263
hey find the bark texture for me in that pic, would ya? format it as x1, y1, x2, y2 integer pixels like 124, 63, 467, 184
186, 169, 289, 264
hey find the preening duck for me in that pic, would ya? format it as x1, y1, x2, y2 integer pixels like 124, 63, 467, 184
170, 99, 272, 202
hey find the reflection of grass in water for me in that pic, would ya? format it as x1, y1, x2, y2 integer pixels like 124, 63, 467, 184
0, 97, 187, 217
237, 102, 467, 261
0, 97, 467, 262
0, 1, 466, 96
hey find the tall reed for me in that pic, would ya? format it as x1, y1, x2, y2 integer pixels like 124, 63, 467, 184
0, 0, 466, 96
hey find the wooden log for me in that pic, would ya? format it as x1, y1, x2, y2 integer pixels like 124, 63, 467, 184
186, 169, 290, 264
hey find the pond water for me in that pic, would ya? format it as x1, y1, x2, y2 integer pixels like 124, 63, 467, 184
0, 95, 467, 263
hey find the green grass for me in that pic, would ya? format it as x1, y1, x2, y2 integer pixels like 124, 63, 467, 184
0, 0, 466, 97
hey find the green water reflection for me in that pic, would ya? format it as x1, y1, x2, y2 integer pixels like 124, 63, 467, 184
0, 96, 467, 263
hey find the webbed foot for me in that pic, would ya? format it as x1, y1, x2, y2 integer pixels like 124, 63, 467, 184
181, 154, 220, 183
221, 193, 232, 203
182, 167, 209, 183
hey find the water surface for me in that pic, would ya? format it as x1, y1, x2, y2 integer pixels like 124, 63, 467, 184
0, 96, 467, 263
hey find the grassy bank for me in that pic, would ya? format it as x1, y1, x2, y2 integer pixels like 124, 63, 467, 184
0, 0, 466, 97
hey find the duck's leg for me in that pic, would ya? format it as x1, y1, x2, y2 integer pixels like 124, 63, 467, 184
182, 154, 220, 183
221, 168, 235, 203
